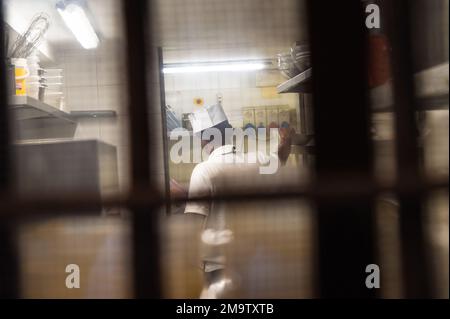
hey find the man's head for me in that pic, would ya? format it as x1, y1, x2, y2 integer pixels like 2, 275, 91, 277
199, 120, 233, 151
189, 103, 233, 152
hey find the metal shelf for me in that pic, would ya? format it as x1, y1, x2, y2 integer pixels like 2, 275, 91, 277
276, 62, 448, 112
371, 62, 449, 113
9, 95, 75, 124
9, 95, 77, 140
277, 68, 312, 94
69, 110, 117, 119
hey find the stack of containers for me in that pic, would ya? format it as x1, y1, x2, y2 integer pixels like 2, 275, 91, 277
41, 68, 65, 110
25, 54, 42, 100
24, 54, 66, 111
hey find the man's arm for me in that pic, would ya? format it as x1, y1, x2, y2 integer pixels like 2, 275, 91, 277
169, 178, 188, 199
184, 163, 212, 216
277, 127, 295, 164
184, 163, 212, 272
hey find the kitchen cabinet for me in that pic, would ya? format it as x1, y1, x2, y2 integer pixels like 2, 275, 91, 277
14, 140, 119, 215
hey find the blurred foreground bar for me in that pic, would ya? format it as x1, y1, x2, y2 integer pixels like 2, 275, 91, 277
307, 0, 376, 297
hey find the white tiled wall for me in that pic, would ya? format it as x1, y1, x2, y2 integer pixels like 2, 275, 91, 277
48, 41, 133, 194
46, 41, 298, 197
52, 41, 167, 196
164, 70, 299, 129
55, 42, 127, 115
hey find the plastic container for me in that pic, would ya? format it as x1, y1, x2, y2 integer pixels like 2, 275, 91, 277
44, 93, 63, 108
255, 108, 267, 129
242, 107, 256, 130
11, 58, 29, 96
40, 68, 65, 106
42, 68, 64, 76
266, 107, 279, 129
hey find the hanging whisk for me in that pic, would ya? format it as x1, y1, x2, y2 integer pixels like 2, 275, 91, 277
10, 13, 51, 58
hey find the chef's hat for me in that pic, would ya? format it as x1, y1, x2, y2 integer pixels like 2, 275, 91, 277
189, 103, 229, 134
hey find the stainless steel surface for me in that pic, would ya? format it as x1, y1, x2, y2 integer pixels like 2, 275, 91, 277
13, 140, 119, 214
9, 95, 74, 122
277, 68, 312, 94
69, 110, 117, 119
9, 95, 77, 140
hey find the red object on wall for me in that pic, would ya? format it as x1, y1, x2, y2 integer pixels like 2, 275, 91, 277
368, 33, 392, 88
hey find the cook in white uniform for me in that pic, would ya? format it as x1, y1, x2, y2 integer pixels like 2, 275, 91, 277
184, 103, 293, 298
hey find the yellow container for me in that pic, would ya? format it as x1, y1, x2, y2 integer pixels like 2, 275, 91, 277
11, 58, 29, 96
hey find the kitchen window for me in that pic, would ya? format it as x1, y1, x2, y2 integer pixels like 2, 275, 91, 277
0, 0, 448, 299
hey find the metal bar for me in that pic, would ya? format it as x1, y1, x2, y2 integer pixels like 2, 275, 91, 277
386, 0, 432, 298
0, 1, 19, 298
122, 0, 161, 298
299, 95, 307, 135
307, 0, 376, 297
298, 94, 309, 166
0, 178, 447, 218
0, 3, 10, 194
157, 47, 172, 215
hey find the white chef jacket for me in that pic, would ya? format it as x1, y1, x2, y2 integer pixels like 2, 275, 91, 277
184, 144, 275, 217
184, 144, 276, 272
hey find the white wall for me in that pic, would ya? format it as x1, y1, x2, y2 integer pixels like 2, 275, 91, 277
163, 70, 300, 129
47, 41, 131, 194
48, 41, 301, 195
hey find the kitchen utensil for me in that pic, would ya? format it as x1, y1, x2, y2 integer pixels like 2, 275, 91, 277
10, 13, 50, 58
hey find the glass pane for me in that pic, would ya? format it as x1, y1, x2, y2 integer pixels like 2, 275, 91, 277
3, 0, 133, 298
149, 0, 316, 298
368, 0, 449, 298
17, 215, 132, 298
154, 0, 311, 205
5, 0, 130, 208
162, 199, 315, 298
425, 190, 449, 298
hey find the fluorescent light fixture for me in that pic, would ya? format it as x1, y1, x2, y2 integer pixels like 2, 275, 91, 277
163, 61, 268, 74
56, 1, 99, 49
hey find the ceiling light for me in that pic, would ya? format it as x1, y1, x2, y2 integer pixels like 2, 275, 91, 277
56, 1, 99, 49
